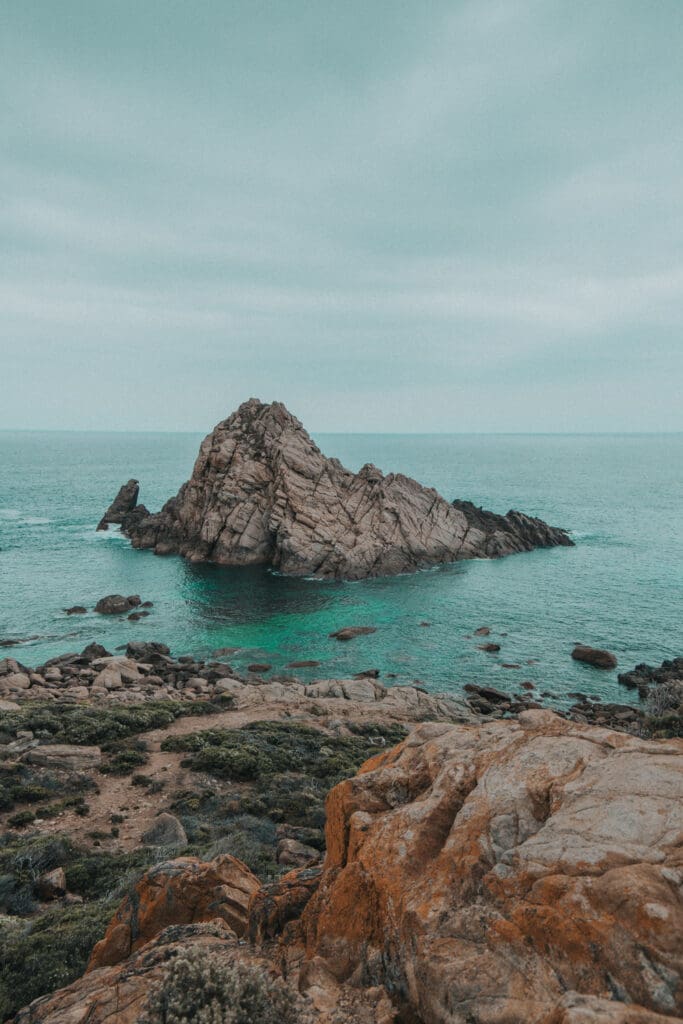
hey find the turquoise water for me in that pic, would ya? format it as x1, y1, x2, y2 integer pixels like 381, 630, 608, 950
1, 431, 681, 708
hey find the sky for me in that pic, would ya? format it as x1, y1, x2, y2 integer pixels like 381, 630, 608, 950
1, 1, 682, 432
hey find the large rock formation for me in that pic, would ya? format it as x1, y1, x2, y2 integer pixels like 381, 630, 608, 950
302, 710, 683, 1023
104, 398, 573, 580
88, 855, 259, 970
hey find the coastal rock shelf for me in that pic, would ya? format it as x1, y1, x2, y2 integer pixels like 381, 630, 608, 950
102, 398, 573, 580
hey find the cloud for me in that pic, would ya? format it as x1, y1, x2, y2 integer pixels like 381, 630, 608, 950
1, 0, 682, 430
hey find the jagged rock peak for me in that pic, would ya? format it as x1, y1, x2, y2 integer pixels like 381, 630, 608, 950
104, 399, 573, 580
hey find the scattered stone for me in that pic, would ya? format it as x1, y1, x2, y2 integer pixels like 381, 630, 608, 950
478, 642, 500, 653
329, 626, 377, 641
571, 644, 618, 669
474, 626, 491, 636
286, 660, 320, 669
501, 663, 521, 669
353, 669, 380, 679
521, 681, 535, 690
63, 606, 87, 615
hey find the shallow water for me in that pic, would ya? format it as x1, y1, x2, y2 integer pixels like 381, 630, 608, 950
1, 430, 681, 708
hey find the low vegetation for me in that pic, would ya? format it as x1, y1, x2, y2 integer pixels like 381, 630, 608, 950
141, 946, 308, 1024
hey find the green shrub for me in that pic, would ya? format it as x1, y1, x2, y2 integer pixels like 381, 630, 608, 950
100, 747, 149, 775
161, 720, 407, 786
0, 900, 115, 1020
141, 946, 308, 1024
0, 700, 224, 749
7, 810, 36, 829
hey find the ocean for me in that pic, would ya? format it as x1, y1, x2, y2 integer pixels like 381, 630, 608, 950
1, 430, 681, 709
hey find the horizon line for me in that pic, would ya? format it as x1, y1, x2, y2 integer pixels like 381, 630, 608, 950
1, 428, 682, 437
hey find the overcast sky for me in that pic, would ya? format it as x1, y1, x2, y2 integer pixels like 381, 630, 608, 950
2, 1, 681, 432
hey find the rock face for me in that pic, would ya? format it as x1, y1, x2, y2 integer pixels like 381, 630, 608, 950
104, 398, 573, 580
96, 478, 139, 530
88, 855, 259, 970
302, 710, 683, 1023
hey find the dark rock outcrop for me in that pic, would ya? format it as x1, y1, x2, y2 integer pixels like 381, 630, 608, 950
451, 499, 575, 556
101, 399, 573, 580
94, 594, 141, 615
618, 657, 683, 698
96, 479, 139, 530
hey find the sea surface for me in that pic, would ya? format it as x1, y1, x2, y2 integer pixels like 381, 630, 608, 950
1, 431, 681, 709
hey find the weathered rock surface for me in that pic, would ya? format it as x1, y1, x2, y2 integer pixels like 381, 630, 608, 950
302, 710, 683, 1023
96, 478, 139, 530
104, 398, 573, 580
88, 855, 259, 970
572, 645, 618, 669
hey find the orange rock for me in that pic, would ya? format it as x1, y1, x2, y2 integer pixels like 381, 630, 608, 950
303, 711, 683, 1023
249, 865, 322, 944
88, 855, 259, 970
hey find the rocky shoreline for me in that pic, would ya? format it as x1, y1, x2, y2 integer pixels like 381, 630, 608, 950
2, 641, 680, 737
100, 399, 573, 579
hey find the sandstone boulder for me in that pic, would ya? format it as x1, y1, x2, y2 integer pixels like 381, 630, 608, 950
302, 711, 683, 1023
105, 398, 573, 580
88, 855, 259, 970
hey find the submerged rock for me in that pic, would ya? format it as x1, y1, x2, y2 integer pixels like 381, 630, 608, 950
329, 626, 377, 641
102, 398, 573, 580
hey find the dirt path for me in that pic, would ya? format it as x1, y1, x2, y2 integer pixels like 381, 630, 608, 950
37, 700, 382, 850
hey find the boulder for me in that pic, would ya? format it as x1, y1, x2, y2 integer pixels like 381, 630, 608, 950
302, 711, 683, 1023
63, 606, 87, 615
478, 642, 501, 652
24, 744, 101, 771
94, 594, 141, 615
125, 640, 171, 662
88, 855, 260, 970
141, 812, 188, 848
96, 478, 139, 530
276, 837, 321, 867
34, 867, 67, 901
572, 645, 618, 669
106, 398, 573, 580
2, 671, 31, 690
247, 663, 272, 673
